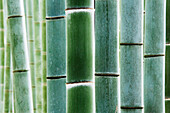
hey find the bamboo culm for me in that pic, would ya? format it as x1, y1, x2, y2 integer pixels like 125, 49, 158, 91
165, 0, 170, 112
26, 0, 36, 111
6, 0, 33, 112
33, 0, 42, 112
144, 0, 166, 112
46, 0, 66, 112
41, 0, 47, 112
66, 0, 95, 112
0, 0, 5, 112
120, 0, 143, 112
95, 0, 119, 112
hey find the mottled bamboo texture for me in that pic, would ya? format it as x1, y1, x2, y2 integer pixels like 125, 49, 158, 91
120, 0, 143, 112
0, 0, 5, 112
33, 0, 42, 112
46, 0, 66, 112
7, 0, 33, 113
144, 0, 166, 113
166, 0, 170, 112
95, 0, 119, 112
26, 0, 36, 111
66, 0, 95, 113
41, 0, 47, 112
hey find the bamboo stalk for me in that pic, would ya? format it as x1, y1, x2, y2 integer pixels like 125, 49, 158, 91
144, 0, 166, 112
0, 0, 5, 112
95, 0, 119, 112
120, 0, 143, 112
66, 1, 95, 112
26, 0, 36, 111
165, 0, 170, 112
33, 0, 42, 112
46, 0, 66, 112
3, 23, 12, 113
6, 0, 33, 112
40, 0, 47, 112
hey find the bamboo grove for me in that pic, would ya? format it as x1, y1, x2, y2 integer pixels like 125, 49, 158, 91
0, 0, 169, 113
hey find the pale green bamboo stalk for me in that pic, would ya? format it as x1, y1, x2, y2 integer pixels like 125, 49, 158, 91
46, 0, 66, 112
66, 1, 95, 113
3, 23, 12, 113
33, 0, 42, 112
0, 0, 5, 112
95, 0, 119, 112
40, 0, 47, 112
26, 0, 36, 111
144, 0, 166, 112
6, 0, 33, 112
120, 0, 143, 112
165, 0, 170, 112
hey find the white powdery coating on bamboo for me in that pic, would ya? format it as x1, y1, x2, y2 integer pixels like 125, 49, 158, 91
66, 82, 96, 113
66, 9, 94, 14
66, 82, 94, 89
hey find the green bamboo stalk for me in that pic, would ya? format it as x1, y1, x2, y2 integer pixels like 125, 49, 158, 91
40, 0, 47, 112
6, 0, 33, 112
3, 22, 12, 113
0, 0, 5, 112
144, 0, 166, 112
165, 0, 170, 112
26, 0, 36, 111
46, 0, 66, 112
33, 0, 42, 112
120, 0, 143, 112
66, 1, 95, 113
95, 0, 119, 112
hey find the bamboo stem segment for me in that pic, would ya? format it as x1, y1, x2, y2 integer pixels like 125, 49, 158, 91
120, 0, 143, 112
0, 0, 5, 112
66, 1, 95, 112
166, 0, 170, 112
40, 0, 47, 112
144, 0, 166, 112
26, 0, 36, 111
33, 0, 42, 112
95, 0, 119, 112
46, 0, 66, 112
7, 0, 33, 112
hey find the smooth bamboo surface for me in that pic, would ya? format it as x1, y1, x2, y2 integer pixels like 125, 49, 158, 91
7, 0, 33, 112
0, 0, 5, 112
144, 0, 166, 113
26, 0, 36, 111
66, 0, 95, 112
95, 0, 119, 112
41, 0, 47, 112
166, 0, 170, 112
46, 0, 66, 112
33, 0, 42, 112
120, 0, 143, 112
47, 78, 66, 112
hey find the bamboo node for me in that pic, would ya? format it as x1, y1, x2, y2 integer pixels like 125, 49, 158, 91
46, 76, 66, 80
121, 106, 143, 109
13, 70, 28, 73
46, 16, 65, 20
0, 28, 4, 31
0, 47, 5, 50
66, 81, 94, 85
95, 73, 119, 77
8, 15, 23, 19
144, 54, 165, 58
